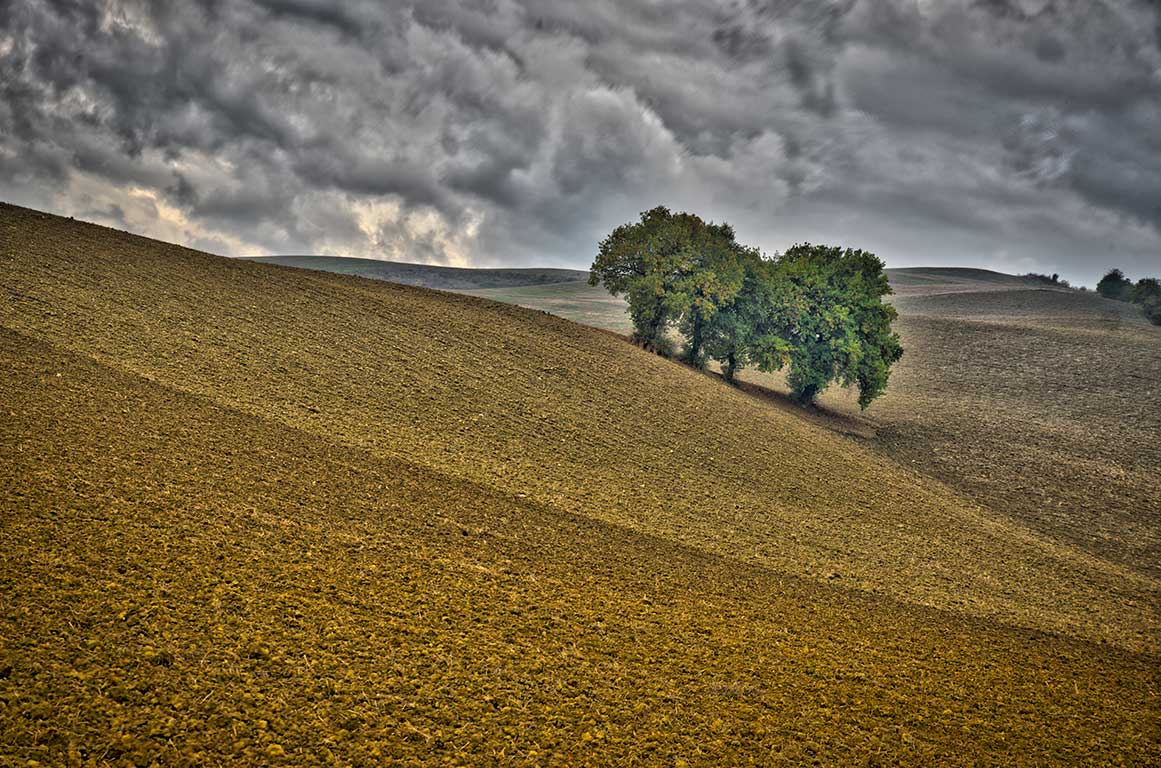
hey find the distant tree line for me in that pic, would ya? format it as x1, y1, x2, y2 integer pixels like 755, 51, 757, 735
1097, 269, 1161, 325
589, 207, 903, 409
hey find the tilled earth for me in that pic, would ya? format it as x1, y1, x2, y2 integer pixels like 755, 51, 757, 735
2, 205, 1159, 765
747, 287, 1161, 580
480, 270, 1161, 581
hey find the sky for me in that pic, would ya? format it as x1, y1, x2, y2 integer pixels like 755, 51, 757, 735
2, 0, 1159, 286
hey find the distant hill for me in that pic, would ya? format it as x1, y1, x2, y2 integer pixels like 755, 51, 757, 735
891, 286, 1147, 324
244, 256, 1067, 299
243, 254, 588, 290
248, 256, 1063, 300
885, 266, 1067, 296
457, 267, 1080, 335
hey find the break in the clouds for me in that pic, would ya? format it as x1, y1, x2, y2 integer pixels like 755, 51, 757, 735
1, 0, 1159, 284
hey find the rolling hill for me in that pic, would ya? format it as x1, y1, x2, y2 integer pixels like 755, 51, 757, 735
2, 204, 1158, 765
243, 254, 587, 290
886, 266, 1051, 294
464, 269, 1161, 581
747, 281, 1161, 581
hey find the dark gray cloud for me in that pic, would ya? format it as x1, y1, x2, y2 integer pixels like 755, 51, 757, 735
0, 0, 1158, 282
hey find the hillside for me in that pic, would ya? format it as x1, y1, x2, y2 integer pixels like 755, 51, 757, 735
466, 270, 1161, 580
243, 254, 587, 290
885, 266, 1050, 295
746, 283, 1161, 580
463, 267, 1070, 324
2, 204, 1158, 765
463, 279, 636, 335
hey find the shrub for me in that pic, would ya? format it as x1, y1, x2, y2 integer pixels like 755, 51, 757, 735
1096, 269, 1133, 301
1130, 278, 1161, 326
1023, 272, 1071, 288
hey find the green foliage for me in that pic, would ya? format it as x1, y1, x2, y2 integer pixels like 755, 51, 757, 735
1096, 269, 1161, 325
669, 225, 748, 367
703, 252, 777, 383
589, 207, 747, 361
1130, 277, 1161, 325
592, 210, 904, 408
752, 244, 902, 409
589, 207, 679, 351
1096, 269, 1133, 301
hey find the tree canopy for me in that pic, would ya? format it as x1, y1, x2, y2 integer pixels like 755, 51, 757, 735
590, 209, 904, 409
1096, 269, 1133, 301
588, 207, 749, 361
702, 253, 780, 384
756, 244, 903, 409
1096, 268, 1161, 325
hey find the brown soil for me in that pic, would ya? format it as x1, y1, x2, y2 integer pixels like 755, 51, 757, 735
740, 285, 1161, 581
2, 204, 1158, 765
473, 265, 1161, 595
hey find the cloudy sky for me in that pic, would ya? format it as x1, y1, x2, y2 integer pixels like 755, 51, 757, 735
2, 0, 1159, 285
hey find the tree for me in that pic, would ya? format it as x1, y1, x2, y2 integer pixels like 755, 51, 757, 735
752, 244, 902, 409
589, 207, 746, 361
1096, 269, 1133, 301
1130, 277, 1161, 325
589, 206, 680, 352
591, 212, 904, 408
703, 249, 776, 383
668, 222, 747, 367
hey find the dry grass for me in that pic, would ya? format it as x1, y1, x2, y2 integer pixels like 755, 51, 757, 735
2, 204, 1159, 765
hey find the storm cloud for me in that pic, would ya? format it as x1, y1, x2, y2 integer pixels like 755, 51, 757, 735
1, 0, 1158, 283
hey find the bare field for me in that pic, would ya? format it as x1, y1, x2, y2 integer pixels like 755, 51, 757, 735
469, 271, 1161, 581
463, 281, 636, 335
6, 330, 1158, 765
2, 205, 1159, 764
886, 266, 1041, 295
891, 285, 1149, 323
744, 286, 1161, 580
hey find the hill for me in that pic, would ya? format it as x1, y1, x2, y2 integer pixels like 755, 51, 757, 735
243, 254, 587, 290
463, 279, 636, 335
886, 266, 1049, 295
465, 269, 1161, 580
459, 267, 1068, 331
745, 283, 1161, 581
2, 204, 1157, 765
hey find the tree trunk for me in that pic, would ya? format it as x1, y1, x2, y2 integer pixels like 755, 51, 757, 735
724, 350, 737, 383
647, 317, 663, 354
688, 314, 703, 367
795, 383, 819, 405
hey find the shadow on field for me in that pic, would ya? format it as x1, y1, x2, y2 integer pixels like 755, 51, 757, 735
726, 376, 878, 440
